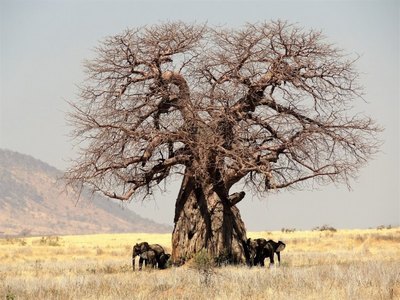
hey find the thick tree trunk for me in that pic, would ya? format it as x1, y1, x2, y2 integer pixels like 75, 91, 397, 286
171, 174, 249, 265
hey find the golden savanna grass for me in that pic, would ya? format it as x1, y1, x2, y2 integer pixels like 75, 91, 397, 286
1, 228, 400, 299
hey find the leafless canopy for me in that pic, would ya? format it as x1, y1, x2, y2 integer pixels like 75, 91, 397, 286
66, 21, 381, 201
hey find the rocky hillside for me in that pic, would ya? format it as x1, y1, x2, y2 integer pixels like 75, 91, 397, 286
0, 149, 171, 236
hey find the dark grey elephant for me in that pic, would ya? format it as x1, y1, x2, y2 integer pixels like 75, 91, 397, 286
158, 253, 171, 269
139, 249, 157, 268
246, 238, 286, 267
132, 242, 169, 270
246, 238, 259, 266
265, 240, 286, 266
246, 238, 268, 266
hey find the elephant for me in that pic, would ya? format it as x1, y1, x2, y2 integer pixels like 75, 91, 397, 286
265, 240, 286, 266
158, 253, 171, 269
132, 242, 168, 270
139, 249, 157, 268
246, 238, 286, 267
246, 238, 259, 266
246, 238, 268, 266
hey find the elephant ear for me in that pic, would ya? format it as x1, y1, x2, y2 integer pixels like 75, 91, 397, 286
277, 241, 286, 252
133, 243, 141, 255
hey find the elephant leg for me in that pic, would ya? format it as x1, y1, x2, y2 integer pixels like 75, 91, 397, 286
255, 251, 262, 266
269, 253, 275, 268
249, 257, 254, 267
259, 256, 265, 267
139, 257, 144, 270
253, 256, 258, 266
151, 258, 157, 268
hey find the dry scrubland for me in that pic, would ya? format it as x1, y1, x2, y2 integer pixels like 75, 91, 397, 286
1, 228, 399, 300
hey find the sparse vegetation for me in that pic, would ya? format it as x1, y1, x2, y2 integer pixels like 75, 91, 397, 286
377, 224, 393, 230
312, 224, 337, 232
0, 229, 399, 299
1, 236, 27, 245
37, 236, 62, 246
5, 288, 15, 300
189, 249, 215, 285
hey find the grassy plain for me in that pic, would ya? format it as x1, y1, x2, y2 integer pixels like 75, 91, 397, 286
1, 228, 399, 299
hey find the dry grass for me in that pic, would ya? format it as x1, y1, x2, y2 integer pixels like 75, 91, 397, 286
1, 228, 399, 299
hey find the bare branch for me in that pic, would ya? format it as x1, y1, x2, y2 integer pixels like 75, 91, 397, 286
66, 21, 381, 201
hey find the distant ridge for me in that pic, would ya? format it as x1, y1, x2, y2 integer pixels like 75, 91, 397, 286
0, 149, 172, 236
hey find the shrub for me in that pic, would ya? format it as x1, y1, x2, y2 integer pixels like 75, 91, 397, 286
34, 260, 43, 276
190, 249, 214, 285
102, 265, 116, 274
38, 236, 61, 246
192, 249, 214, 270
377, 224, 392, 230
1, 236, 27, 245
312, 225, 337, 232
96, 247, 104, 255
6, 288, 15, 300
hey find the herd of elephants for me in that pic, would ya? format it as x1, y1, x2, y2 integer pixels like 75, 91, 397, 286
132, 238, 286, 270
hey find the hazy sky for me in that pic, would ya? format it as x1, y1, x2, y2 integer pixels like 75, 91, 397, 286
1, 0, 399, 231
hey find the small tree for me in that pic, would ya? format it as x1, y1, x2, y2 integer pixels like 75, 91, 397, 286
66, 21, 380, 263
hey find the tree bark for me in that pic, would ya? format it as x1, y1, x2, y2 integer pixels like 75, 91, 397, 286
171, 174, 249, 265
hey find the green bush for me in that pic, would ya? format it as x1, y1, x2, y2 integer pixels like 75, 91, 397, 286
191, 249, 214, 285
192, 249, 214, 271
6, 287, 16, 300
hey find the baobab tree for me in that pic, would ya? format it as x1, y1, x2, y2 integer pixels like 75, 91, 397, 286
66, 21, 380, 263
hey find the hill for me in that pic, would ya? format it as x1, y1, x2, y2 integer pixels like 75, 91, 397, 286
0, 149, 172, 236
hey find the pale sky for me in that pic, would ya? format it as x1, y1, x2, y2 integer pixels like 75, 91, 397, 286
1, 0, 399, 231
